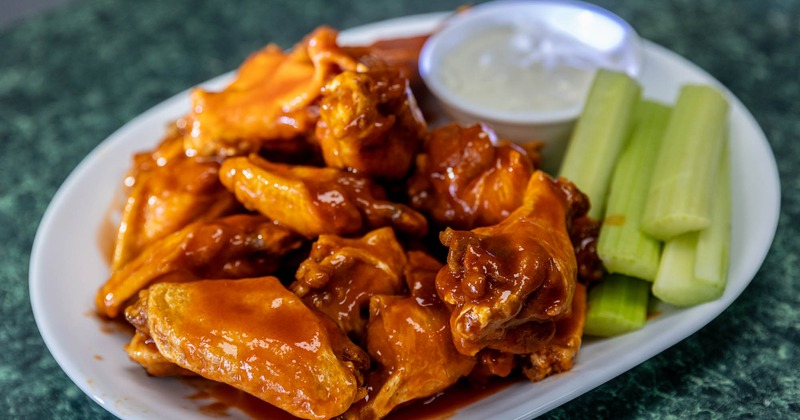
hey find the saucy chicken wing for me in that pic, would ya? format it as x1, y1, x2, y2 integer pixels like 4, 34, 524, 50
436, 171, 589, 356
219, 154, 428, 238
292, 227, 407, 340
110, 126, 240, 271
316, 69, 426, 180
407, 123, 535, 230
125, 276, 369, 420
185, 27, 359, 157
96, 214, 304, 318
347, 250, 476, 419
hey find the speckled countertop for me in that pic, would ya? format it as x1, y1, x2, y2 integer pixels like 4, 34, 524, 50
1, 0, 798, 418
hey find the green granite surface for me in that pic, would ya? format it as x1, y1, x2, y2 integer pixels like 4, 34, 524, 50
1, 0, 798, 418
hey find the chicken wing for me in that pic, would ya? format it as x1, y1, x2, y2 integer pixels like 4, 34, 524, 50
315, 69, 426, 180
436, 171, 590, 356
125, 276, 369, 420
219, 154, 428, 238
291, 227, 407, 340
96, 214, 304, 318
347, 250, 476, 419
407, 123, 535, 230
110, 125, 241, 271
185, 27, 359, 157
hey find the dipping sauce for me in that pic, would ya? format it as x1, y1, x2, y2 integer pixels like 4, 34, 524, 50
418, 0, 642, 171
437, 25, 596, 114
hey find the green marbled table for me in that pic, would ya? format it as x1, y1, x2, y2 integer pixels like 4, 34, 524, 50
1, 0, 797, 418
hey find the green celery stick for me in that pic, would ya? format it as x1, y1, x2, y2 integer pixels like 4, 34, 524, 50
651, 232, 701, 306
641, 84, 729, 240
694, 136, 731, 288
653, 137, 732, 306
558, 69, 641, 220
597, 100, 671, 281
584, 273, 650, 337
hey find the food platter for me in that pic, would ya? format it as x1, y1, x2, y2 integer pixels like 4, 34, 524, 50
29, 12, 780, 420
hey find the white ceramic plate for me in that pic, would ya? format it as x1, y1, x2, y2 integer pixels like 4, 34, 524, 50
30, 12, 780, 420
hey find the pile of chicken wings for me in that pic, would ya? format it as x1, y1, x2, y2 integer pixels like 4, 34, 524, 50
95, 26, 602, 420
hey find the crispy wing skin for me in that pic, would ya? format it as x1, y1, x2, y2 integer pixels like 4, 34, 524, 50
111, 126, 240, 271
407, 124, 535, 230
347, 250, 476, 419
436, 171, 589, 356
292, 227, 407, 340
316, 69, 426, 180
186, 27, 359, 157
96, 214, 304, 318
219, 154, 428, 238
126, 276, 369, 420
467, 286, 586, 384
522, 283, 586, 381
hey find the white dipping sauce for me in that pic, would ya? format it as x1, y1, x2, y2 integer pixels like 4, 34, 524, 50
437, 25, 597, 114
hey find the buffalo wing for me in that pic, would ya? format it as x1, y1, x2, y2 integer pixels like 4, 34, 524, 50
110, 126, 240, 271
316, 69, 426, 180
185, 27, 359, 157
126, 276, 369, 420
407, 124, 535, 230
219, 154, 427, 238
436, 171, 589, 357
348, 251, 475, 419
292, 227, 407, 340
96, 214, 304, 318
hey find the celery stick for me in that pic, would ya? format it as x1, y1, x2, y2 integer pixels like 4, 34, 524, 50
558, 69, 641, 220
694, 136, 731, 289
597, 100, 670, 281
652, 140, 730, 307
651, 232, 701, 306
584, 274, 650, 337
641, 84, 729, 240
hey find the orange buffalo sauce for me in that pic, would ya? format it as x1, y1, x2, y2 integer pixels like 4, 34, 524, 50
182, 374, 519, 419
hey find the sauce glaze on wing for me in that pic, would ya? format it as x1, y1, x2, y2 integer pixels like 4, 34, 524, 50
407, 123, 536, 230
316, 68, 427, 180
435, 171, 589, 356
96, 214, 304, 318
292, 227, 408, 341
218, 154, 428, 238
185, 27, 359, 157
126, 276, 369, 420
346, 250, 476, 419
110, 125, 241, 272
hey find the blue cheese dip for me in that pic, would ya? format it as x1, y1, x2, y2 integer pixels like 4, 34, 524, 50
437, 24, 598, 114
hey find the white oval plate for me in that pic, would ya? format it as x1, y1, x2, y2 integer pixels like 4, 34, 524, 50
30, 12, 780, 420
